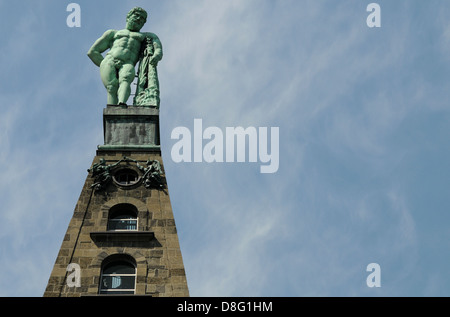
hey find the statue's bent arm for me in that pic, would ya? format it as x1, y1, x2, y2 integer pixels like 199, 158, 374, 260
87, 29, 116, 67
143, 32, 163, 64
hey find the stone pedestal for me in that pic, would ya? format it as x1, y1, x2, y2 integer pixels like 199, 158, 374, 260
98, 105, 160, 150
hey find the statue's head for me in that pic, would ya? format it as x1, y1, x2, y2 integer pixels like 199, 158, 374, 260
126, 7, 147, 32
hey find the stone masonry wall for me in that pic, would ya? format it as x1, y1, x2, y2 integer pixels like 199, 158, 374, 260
43, 151, 189, 297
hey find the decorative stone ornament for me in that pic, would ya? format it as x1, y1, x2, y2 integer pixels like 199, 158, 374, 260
88, 157, 165, 191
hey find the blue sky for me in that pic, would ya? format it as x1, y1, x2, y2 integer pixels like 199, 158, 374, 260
0, 0, 449, 297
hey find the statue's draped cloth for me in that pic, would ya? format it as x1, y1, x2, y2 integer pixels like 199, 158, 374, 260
134, 36, 160, 107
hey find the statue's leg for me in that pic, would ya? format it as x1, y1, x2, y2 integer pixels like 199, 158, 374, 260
117, 64, 136, 105
100, 58, 119, 105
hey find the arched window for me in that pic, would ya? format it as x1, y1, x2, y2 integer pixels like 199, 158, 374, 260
99, 255, 136, 295
107, 203, 138, 231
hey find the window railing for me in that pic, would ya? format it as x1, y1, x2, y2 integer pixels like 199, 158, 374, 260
99, 274, 136, 294
107, 219, 137, 231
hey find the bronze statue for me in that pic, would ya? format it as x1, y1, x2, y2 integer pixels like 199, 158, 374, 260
88, 158, 123, 190
137, 159, 164, 189
87, 7, 162, 106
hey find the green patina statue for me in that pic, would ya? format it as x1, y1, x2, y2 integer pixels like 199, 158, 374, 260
87, 7, 163, 107
88, 158, 123, 191
137, 159, 165, 189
